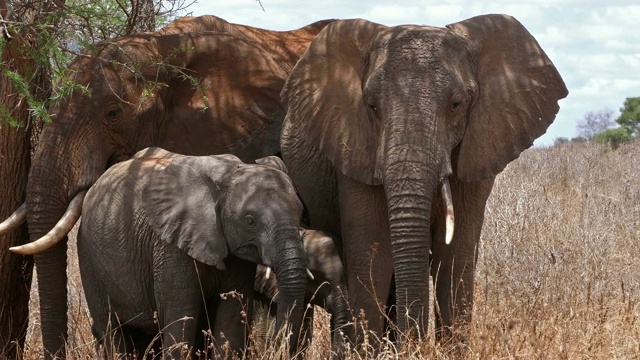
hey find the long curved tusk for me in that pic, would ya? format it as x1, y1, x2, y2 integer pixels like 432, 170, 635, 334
0, 202, 27, 235
10, 191, 87, 255
441, 178, 455, 245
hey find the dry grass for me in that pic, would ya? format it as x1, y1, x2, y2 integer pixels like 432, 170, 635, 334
18, 140, 640, 359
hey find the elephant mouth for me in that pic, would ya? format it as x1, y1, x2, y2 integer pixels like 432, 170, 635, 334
231, 242, 261, 264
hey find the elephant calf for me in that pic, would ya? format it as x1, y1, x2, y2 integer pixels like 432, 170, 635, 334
78, 147, 308, 358
254, 229, 349, 354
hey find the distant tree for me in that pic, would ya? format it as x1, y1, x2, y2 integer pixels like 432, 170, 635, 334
616, 97, 640, 137
593, 127, 633, 149
554, 137, 569, 146
576, 108, 616, 139
570, 136, 587, 143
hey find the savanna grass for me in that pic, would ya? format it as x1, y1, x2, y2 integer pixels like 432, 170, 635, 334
17, 140, 640, 359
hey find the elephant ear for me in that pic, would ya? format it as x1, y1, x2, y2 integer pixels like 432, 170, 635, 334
281, 19, 388, 185
447, 14, 568, 181
255, 156, 288, 174
142, 155, 242, 270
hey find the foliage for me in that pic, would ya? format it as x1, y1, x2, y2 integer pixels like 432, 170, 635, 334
0, 0, 194, 127
553, 137, 569, 145
616, 96, 640, 137
593, 127, 633, 149
574, 97, 639, 149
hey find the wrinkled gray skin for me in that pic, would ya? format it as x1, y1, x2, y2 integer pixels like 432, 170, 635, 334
254, 229, 349, 355
9, 15, 333, 358
280, 14, 568, 345
77, 148, 307, 358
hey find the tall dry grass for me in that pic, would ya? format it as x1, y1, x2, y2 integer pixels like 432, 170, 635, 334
16, 140, 640, 359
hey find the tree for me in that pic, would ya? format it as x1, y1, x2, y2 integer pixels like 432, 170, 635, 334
616, 97, 640, 138
0, 0, 191, 356
576, 108, 616, 139
0, 1, 57, 356
593, 127, 633, 149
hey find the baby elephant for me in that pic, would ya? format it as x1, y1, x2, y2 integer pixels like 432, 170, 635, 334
254, 229, 349, 355
78, 147, 308, 358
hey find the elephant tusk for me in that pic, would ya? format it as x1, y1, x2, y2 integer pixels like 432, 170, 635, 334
10, 191, 87, 255
441, 177, 455, 245
0, 202, 27, 235
265, 266, 272, 280
306, 269, 315, 280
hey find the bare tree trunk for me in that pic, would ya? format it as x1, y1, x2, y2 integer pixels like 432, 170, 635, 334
129, 0, 157, 33
0, 1, 49, 357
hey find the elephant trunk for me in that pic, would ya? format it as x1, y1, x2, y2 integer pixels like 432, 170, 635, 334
25, 123, 107, 358
383, 115, 445, 339
271, 224, 308, 355
26, 149, 72, 358
327, 284, 350, 354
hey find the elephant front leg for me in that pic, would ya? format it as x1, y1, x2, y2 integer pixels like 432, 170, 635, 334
430, 177, 493, 340
338, 176, 393, 347
211, 293, 251, 358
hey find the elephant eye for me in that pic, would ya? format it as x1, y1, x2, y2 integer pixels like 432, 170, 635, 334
105, 105, 122, 121
449, 94, 464, 113
368, 103, 378, 114
244, 214, 256, 228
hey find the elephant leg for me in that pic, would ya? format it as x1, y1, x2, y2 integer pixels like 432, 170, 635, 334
430, 177, 494, 340
338, 175, 393, 346
212, 291, 251, 358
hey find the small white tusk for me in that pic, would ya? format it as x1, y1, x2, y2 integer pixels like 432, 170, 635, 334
265, 266, 272, 280
306, 269, 315, 280
10, 191, 87, 255
441, 177, 455, 245
0, 202, 27, 235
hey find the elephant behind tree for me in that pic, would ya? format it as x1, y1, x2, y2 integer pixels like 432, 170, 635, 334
280, 14, 568, 346
77, 147, 308, 358
254, 228, 349, 355
0, 14, 334, 358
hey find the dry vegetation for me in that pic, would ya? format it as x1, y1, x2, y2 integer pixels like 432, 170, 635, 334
17, 140, 640, 359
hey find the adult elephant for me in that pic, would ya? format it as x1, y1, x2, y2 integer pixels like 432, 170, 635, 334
280, 14, 568, 344
0, 15, 334, 358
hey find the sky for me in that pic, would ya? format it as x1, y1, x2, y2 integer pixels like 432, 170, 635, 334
187, 1, 640, 146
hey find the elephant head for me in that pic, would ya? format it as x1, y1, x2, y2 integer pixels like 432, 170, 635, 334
138, 148, 308, 352
281, 14, 568, 336
0, 15, 333, 357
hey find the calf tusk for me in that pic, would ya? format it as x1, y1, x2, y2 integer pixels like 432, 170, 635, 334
0, 202, 27, 235
265, 266, 272, 280
306, 269, 315, 280
10, 191, 87, 255
441, 178, 455, 245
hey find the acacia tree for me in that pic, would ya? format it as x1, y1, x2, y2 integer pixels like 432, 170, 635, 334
591, 97, 640, 148
0, 1, 190, 356
0, 1, 59, 356
616, 97, 640, 137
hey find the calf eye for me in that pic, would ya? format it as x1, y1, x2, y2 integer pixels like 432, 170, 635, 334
244, 215, 256, 228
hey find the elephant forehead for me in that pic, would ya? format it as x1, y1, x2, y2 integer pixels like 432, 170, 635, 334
228, 168, 299, 207
372, 25, 469, 61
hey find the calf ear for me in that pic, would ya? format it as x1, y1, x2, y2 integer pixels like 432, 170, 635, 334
447, 14, 568, 181
143, 156, 237, 270
255, 156, 288, 174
